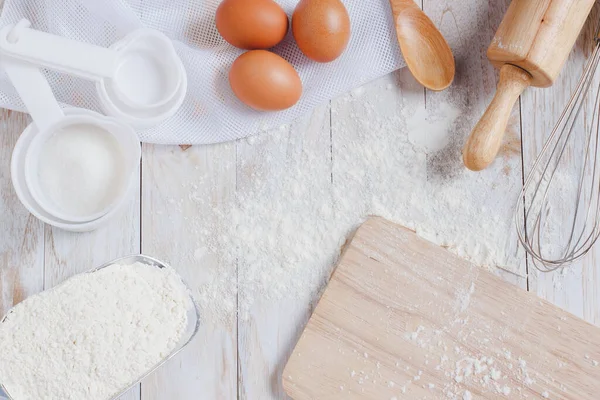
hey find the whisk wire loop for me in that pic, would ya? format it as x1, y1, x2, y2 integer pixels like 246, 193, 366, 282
516, 41, 600, 272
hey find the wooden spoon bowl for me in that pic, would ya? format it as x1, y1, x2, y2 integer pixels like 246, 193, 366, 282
389, 0, 455, 91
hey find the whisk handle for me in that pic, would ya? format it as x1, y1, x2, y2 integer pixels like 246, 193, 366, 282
463, 64, 532, 171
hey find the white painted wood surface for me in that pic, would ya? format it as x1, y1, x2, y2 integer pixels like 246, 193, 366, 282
522, 5, 600, 325
0, 1, 598, 399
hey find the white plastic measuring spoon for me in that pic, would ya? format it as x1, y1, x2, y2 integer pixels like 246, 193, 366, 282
0, 19, 183, 110
4, 59, 141, 224
0, 19, 118, 81
3, 58, 64, 132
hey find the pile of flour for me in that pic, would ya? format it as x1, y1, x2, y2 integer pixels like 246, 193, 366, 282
174, 75, 525, 320
0, 262, 191, 400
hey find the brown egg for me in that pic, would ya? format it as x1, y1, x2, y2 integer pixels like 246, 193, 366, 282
229, 50, 302, 111
292, 0, 351, 62
216, 0, 289, 50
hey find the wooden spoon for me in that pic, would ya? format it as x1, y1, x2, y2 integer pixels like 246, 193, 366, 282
389, 0, 455, 91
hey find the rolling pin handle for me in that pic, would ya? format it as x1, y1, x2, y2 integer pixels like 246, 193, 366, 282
463, 64, 532, 171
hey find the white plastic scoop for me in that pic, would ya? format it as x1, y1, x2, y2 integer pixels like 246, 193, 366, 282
97, 27, 188, 128
5, 59, 141, 226
0, 19, 117, 79
109, 28, 181, 109
0, 19, 186, 126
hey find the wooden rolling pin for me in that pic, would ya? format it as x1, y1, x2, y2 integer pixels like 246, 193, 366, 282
463, 0, 595, 171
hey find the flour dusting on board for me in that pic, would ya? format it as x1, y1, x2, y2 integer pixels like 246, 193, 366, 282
173, 74, 524, 319
456, 283, 476, 313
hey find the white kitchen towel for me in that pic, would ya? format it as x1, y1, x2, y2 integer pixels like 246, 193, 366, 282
0, 0, 404, 144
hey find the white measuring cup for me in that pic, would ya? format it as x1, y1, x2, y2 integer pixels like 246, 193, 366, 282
5, 59, 141, 225
0, 19, 187, 127
97, 28, 188, 128
107, 28, 181, 109
11, 109, 139, 232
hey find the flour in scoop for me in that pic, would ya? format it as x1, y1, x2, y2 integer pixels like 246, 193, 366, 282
37, 124, 126, 218
0, 262, 191, 400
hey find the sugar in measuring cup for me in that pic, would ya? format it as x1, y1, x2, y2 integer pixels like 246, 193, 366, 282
11, 109, 139, 232
5, 59, 141, 225
25, 115, 140, 223
0, 19, 187, 128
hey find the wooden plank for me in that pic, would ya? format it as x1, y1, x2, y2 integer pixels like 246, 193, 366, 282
327, 0, 525, 283
236, 105, 331, 399
284, 217, 600, 400
0, 110, 44, 315
425, 0, 527, 287
140, 143, 237, 400
521, 5, 600, 325
43, 150, 141, 400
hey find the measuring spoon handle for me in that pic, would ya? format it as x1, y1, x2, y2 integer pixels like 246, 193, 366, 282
0, 19, 118, 81
3, 59, 64, 132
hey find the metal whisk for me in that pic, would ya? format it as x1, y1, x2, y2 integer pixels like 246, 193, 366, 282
515, 27, 600, 272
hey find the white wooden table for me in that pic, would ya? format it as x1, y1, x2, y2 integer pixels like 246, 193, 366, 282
1, 1, 599, 399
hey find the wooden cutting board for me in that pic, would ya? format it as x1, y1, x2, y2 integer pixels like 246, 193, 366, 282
283, 218, 600, 399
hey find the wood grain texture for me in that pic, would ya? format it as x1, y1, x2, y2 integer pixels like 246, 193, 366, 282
522, 2, 600, 334
423, 0, 527, 286
140, 143, 237, 400
0, 110, 43, 316
1, 2, 598, 400
427, 0, 528, 288
284, 217, 600, 400
488, 0, 595, 87
388, 0, 455, 91
487, 0, 551, 66
237, 105, 331, 400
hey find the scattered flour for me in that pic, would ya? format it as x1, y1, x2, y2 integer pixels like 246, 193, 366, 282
0, 262, 191, 400
172, 73, 525, 319
519, 358, 535, 386
490, 368, 502, 380
455, 282, 476, 313
407, 103, 461, 153
405, 325, 425, 341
